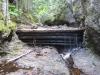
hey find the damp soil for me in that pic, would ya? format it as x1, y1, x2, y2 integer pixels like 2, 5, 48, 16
0, 62, 19, 74
0, 62, 33, 75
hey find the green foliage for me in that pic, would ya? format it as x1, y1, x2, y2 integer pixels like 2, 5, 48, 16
9, 4, 23, 23
0, 0, 2, 5
32, 0, 48, 23
18, 13, 39, 24
9, 4, 19, 17
0, 20, 16, 38
8, 0, 68, 24
32, 0, 68, 23
0, 1, 16, 37
0, 20, 16, 33
8, 21, 16, 30
0, 20, 5, 32
0, 51, 8, 57
73, 5, 81, 13
0, 0, 2, 9
0, 12, 4, 20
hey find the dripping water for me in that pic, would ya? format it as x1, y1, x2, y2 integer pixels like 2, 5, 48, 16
60, 32, 85, 75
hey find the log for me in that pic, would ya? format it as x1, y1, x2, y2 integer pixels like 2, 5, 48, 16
17, 28, 85, 32
6, 49, 35, 64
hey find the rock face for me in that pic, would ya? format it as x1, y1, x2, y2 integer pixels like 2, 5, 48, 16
72, 48, 100, 75
86, 27, 100, 55
67, 0, 100, 54
64, 0, 100, 75
85, 0, 100, 54
6, 46, 70, 75
85, 0, 100, 30
0, 33, 70, 75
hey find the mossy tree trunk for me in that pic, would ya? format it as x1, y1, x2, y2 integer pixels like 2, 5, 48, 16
2, 0, 10, 25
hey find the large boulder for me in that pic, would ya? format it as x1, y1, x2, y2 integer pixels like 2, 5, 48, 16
6, 46, 70, 75
67, 0, 100, 54
85, 0, 100, 54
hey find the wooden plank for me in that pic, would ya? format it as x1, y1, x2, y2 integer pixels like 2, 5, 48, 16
16, 27, 85, 33
18, 36, 78, 39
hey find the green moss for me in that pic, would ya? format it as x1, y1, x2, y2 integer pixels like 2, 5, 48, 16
7, 21, 16, 30
18, 13, 38, 24
0, 20, 5, 32
0, 12, 4, 20
23, 13, 38, 23
73, 5, 81, 13
0, 9, 16, 38
0, 51, 8, 57
0, 20, 16, 33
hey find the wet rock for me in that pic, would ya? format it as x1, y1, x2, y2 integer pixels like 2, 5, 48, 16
72, 48, 100, 75
67, 0, 100, 57
86, 27, 100, 55
83, 0, 100, 55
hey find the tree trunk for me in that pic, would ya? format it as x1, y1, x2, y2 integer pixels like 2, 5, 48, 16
80, 0, 87, 27
18, 0, 33, 13
2, 0, 10, 25
0, 0, 2, 11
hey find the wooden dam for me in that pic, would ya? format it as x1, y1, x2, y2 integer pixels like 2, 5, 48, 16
16, 26, 85, 49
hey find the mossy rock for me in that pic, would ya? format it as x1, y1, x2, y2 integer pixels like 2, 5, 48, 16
7, 21, 16, 30
0, 20, 5, 32
0, 51, 8, 57
0, 20, 16, 38
0, 20, 16, 32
